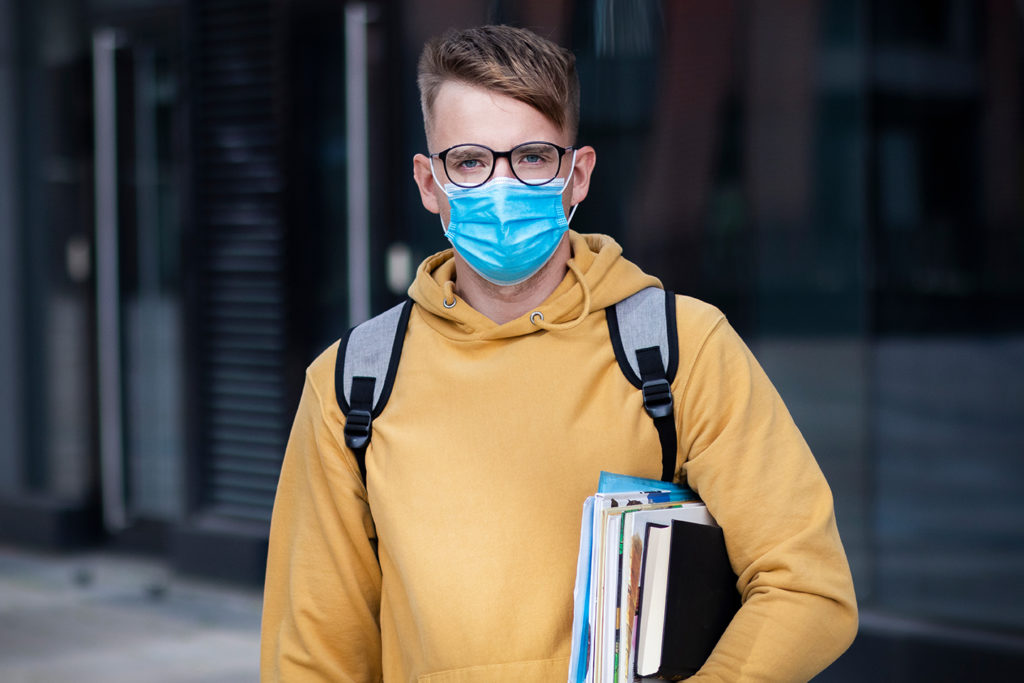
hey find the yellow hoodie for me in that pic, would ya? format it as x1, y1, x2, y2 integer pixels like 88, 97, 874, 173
261, 232, 857, 682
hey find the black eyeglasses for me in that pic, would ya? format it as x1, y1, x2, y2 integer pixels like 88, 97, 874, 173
430, 141, 574, 188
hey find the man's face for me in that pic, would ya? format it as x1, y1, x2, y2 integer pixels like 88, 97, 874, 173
412, 81, 593, 229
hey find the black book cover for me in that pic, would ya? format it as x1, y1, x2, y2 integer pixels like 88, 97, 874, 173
651, 519, 740, 679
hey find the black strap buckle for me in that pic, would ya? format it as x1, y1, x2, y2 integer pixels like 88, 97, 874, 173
343, 409, 372, 450
641, 378, 674, 419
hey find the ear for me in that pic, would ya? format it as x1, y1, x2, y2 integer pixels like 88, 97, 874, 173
412, 153, 441, 214
567, 145, 597, 206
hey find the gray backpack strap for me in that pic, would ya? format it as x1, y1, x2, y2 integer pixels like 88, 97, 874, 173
606, 288, 679, 482
335, 299, 413, 480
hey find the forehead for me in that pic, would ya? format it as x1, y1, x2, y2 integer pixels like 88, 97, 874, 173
428, 81, 567, 152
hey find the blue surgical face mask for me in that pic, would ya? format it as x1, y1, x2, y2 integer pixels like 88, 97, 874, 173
435, 160, 578, 286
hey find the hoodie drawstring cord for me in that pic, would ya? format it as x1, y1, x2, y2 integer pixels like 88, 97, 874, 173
442, 280, 457, 308
530, 260, 591, 332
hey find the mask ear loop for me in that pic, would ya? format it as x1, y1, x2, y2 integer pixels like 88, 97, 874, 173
428, 156, 448, 195
428, 156, 455, 233
567, 203, 579, 225
561, 148, 579, 226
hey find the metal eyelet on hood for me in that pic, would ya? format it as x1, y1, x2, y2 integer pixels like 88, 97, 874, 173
442, 280, 457, 308
529, 260, 591, 332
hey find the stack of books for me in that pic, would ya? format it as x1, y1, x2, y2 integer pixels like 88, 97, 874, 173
568, 473, 740, 683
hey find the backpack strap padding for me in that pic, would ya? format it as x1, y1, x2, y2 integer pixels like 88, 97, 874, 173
607, 287, 678, 388
607, 288, 679, 482
336, 299, 413, 471
338, 300, 412, 415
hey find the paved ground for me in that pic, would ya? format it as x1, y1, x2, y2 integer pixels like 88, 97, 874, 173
0, 545, 262, 682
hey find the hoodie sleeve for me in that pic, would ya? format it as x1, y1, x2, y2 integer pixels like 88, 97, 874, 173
260, 351, 383, 683
674, 302, 857, 681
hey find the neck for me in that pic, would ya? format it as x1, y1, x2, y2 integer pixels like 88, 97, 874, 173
453, 236, 572, 324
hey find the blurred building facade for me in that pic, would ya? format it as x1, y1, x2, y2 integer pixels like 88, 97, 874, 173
0, 0, 1022, 676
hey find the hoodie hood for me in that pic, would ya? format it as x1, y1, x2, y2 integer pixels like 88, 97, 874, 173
408, 231, 662, 340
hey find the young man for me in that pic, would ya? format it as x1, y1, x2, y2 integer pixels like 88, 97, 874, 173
261, 25, 857, 682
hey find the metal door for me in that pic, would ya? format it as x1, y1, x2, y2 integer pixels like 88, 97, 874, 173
92, 23, 186, 530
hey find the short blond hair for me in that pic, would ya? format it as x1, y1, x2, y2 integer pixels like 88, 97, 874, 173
417, 25, 580, 142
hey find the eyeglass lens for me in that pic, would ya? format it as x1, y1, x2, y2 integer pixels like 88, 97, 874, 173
443, 143, 564, 187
